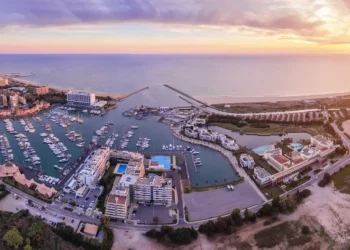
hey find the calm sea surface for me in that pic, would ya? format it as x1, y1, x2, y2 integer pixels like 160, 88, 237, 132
1, 54, 350, 98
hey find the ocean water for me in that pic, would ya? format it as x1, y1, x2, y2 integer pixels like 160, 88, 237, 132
1, 54, 350, 98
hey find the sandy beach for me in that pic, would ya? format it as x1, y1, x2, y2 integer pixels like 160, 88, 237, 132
196, 92, 350, 105
12, 78, 126, 99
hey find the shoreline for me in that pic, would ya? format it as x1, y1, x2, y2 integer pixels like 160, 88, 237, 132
195, 91, 350, 105
12, 78, 127, 100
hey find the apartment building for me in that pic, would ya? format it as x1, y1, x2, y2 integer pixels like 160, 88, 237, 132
66, 91, 96, 106
105, 193, 129, 219
218, 134, 239, 151
34, 86, 49, 95
185, 128, 198, 138
9, 95, 18, 108
76, 147, 110, 188
0, 94, 7, 107
0, 77, 8, 86
133, 175, 172, 205
239, 154, 255, 169
198, 128, 218, 142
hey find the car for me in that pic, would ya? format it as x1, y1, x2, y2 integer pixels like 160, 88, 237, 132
85, 197, 89, 201
71, 219, 75, 223
137, 220, 140, 224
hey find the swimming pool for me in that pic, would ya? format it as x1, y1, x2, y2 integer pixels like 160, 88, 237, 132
253, 145, 275, 155
151, 155, 171, 169
115, 164, 127, 174
289, 143, 304, 151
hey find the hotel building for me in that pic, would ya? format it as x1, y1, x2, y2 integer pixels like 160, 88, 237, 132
253, 167, 271, 186
66, 92, 96, 106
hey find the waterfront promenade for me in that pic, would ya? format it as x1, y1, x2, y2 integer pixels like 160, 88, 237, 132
171, 127, 267, 202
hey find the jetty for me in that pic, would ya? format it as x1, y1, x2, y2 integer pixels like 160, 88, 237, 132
120, 86, 149, 101
164, 84, 208, 107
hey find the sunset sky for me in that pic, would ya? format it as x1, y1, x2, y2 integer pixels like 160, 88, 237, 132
1, 0, 350, 54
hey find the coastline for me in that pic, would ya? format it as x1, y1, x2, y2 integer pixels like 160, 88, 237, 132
12, 78, 127, 100
195, 92, 350, 105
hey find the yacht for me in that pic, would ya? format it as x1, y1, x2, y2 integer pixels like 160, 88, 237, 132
131, 125, 138, 129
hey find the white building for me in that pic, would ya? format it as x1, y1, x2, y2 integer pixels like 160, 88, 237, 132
76, 146, 110, 188
253, 167, 271, 186
239, 154, 255, 169
198, 129, 218, 142
264, 148, 291, 172
9, 95, 18, 108
66, 91, 96, 106
218, 134, 239, 151
133, 175, 172, 205
185, 128, 198, 138
311, 135, 333, 148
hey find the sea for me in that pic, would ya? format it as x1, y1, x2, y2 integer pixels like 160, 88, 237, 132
0, 54, 337, 187
1, 54, 350, 99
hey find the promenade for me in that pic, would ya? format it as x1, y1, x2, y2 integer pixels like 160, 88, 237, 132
171, 128, 267, 202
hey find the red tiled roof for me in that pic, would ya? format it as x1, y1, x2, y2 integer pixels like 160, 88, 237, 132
272, 155, 290, 164
107, 195, 127, 205
291, 157, 304, 165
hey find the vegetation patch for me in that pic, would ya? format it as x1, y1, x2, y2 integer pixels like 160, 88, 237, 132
145, 226, 198, 246
254, 221, 312, 248
96, 158, 118, 212
331, 164, 350, 193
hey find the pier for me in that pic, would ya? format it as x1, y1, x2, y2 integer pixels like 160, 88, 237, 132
164, 84, 208, 107
119, 86, 149, 101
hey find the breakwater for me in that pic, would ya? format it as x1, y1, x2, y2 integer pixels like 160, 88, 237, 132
164, 84, 208, 107
120, 87, 149, 100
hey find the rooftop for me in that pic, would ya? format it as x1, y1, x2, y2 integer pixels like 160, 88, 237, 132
107, 194, 127, 205
84, 224, 99, 236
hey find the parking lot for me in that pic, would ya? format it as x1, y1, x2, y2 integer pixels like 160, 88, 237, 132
58, 186, 103, 211
184, 182, 264, 221
133, 204, 175, 225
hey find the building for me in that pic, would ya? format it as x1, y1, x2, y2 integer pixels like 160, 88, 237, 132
105, 193, 129, 219
34, 86, 49, 95
253, 167, 271, 186
83, 224, 99, 237
311, 135, 333, 148
0, 162, 20, 177
0, 94, 7, 107
35, 183, 57, 198
18, 96, 26, 105
264, 148, 291, 172
133, 175, 172, 205
67, 91, 96, 106
76, 147, 110, 188
0, 77, 8, 86
218, 134, 239, 150
185, 128, 198, 138
239, 154, 255, 169
9, 95, 18, 108
198, 128, 218, 142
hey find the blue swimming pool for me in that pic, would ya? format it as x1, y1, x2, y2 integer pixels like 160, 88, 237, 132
289, 143, 304, 151
151, 155, 171, 169
253, 145, 275, 155
117, 164, 127, 174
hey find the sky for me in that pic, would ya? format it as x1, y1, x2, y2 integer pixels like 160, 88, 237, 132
1, 0, 350, 54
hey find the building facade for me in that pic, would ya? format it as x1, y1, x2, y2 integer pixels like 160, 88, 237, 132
0, 77, 9, 86
35, 86, 49, 95
67, 92, 96, 106
239, 154, 255, 169
9, 95, 18, 108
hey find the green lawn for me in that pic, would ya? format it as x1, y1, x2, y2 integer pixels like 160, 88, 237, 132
331, 165, 350, 194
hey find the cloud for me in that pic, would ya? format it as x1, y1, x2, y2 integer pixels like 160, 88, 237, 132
0, 0, 349, 44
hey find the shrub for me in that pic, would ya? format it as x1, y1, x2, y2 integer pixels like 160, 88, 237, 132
301, 225, 310, 235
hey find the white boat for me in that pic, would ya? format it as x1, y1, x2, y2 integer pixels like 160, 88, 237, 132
39, 133, 48, 137
131, 125, 138, 129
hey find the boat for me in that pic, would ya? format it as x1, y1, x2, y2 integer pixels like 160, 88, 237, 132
39, 133, 48, 137
131, 125, 138, 129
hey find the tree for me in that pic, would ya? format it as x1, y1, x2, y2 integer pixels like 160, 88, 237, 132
153, 216, 160, 225
3, 227, 23, 249
302, 225, 310, 235
27, 221, 44, 247
101, 216, 110, 229
231, 208, 243, 226
24, 245, 32, 250
258, 204, 273, 217
272, 196, 281, 209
